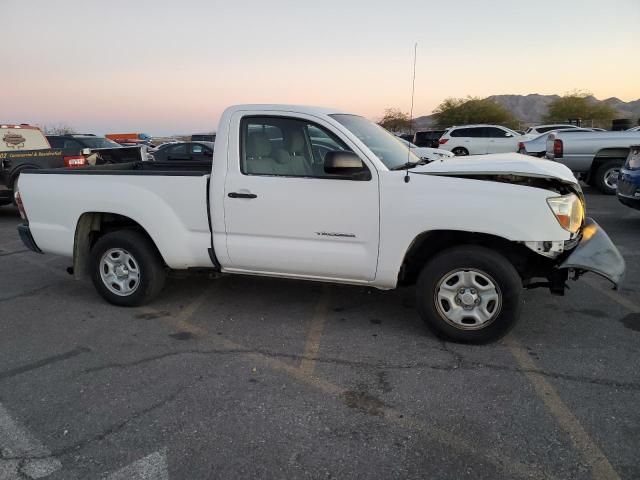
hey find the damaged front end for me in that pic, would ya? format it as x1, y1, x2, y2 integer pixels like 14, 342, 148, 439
524, 218, 625, 294
415, 159, 625, 292
556, 217, 625, 288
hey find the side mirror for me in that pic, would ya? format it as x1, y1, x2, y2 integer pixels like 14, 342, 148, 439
324, 151, 369, 179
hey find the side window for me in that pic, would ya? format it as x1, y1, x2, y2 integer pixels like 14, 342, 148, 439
191, 143, 204, 154
63, 139, 82, 150
307, 125, 349, 166
484, 127, 509, 138
48, 137, 64, 148
241, 117, 363, 179
450, 128, 468, 138
169, 144, 187, 155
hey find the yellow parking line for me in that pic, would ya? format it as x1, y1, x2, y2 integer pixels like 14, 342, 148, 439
138, 290, 557, 479
584, 277, 640, 313
505, 337, 620, 480
299, 285, 331, 376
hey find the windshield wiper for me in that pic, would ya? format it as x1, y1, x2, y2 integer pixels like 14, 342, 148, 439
390, 160, 425, 170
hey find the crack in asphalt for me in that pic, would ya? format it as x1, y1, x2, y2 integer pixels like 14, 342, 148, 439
0, 283, 57, 303
76, 347, 640, 391
0, 346, 92, 381
49, 378, 200, 459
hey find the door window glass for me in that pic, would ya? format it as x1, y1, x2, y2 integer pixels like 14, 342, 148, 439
169, 144, 187, 155
63, 139, 82, 149
241, 117, 363, 179
483, 127, 509, 138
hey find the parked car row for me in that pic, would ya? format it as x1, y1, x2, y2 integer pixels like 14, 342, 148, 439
401, 123, 640, 197
0, 123, 217, 206
1, 125, 145, 206
545, 130, 640, 194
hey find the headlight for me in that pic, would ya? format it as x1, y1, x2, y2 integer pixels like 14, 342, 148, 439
546, 193, 584, 233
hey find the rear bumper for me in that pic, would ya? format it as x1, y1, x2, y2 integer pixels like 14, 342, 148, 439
558, 217, 625, 287
17, 224, 43, 254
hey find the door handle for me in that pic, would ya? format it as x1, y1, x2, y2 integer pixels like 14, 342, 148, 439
228, 192, 257, 199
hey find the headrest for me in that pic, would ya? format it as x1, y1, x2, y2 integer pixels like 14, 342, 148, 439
246, 132, 272, 157
287, 131, 305, 152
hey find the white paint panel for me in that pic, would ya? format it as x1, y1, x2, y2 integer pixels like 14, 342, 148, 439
104, 450, 168, 480
19, 174, 212, 269
0, 403, 61, 479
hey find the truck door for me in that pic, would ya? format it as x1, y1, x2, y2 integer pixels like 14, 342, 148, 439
222, 113, 380, 282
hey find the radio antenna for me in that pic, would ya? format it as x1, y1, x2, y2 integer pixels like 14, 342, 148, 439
405, 42, 417, 183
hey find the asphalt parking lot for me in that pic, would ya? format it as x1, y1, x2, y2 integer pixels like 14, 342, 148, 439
0, 187, 638, 480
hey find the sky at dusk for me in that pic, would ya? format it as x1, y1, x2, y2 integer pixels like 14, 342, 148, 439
4, 0, 639, 136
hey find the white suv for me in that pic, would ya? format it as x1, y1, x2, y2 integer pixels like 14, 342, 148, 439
523, 124, 579, 139
438, 125, 523, 156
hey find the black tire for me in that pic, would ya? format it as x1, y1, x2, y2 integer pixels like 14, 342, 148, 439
90, 230, 166, 307
416, 246, 522, 344
593, 159, 623, 195
451, 147, 469, 156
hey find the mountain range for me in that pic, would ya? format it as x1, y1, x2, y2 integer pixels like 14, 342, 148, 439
413, 94, 640, 129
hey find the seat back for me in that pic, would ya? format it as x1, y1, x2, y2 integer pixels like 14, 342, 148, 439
245, 132, 277, 175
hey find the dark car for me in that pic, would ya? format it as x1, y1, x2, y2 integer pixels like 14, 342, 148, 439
413, 129, 445, 148
46, 134, 121, 151
617, 145, 640, 210
152, 142, 214, 163
46, 135, 144, 163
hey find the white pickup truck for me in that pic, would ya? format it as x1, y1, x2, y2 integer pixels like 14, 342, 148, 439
545, 130, 640, 194
16, 105, 625, 343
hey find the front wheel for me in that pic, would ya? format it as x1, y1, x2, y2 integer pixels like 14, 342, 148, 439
451, 147, 469, 156
90, 230, 166, 306
593, 159, 623, 195
416, 246, 522, 344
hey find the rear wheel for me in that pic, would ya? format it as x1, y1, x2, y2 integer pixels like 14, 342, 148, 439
90, 230, 166, 306
451, 147, 469, 156
593, 159, 623, 195
416, 246, 522, 344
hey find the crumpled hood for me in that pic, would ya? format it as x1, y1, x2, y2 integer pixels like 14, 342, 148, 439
414, 152, 578, 184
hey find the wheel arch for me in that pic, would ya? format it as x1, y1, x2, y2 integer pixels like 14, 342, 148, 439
397, 230, 548, 286
589, 149, 628, 177
72, 212, 166, 279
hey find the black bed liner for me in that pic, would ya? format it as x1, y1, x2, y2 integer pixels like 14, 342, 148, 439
22, 160, 211, 176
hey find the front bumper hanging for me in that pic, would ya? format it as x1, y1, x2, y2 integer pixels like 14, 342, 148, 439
558, 217, 625, 288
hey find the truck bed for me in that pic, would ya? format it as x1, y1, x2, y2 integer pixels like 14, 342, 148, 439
19, 163, 213, 269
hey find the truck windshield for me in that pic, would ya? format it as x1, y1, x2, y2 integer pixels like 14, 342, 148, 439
330, 114, 420, 170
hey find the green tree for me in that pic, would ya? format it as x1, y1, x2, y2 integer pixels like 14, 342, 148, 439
432, 96, 517, 128
378, 108, 412, 133
544, 90, 616, 128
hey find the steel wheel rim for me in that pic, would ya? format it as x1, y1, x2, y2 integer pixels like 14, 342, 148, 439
99, 248, 141, 296
434, 268, 502, 330
603, 168, 620, 190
